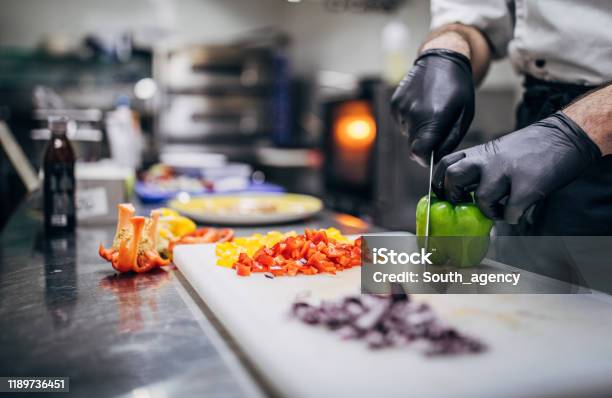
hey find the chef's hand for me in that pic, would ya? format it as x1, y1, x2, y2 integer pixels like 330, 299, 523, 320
433, 112, 602, 224
391, 48, 475, 166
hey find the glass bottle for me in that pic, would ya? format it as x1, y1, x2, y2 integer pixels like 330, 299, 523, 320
44, 116, 76, 233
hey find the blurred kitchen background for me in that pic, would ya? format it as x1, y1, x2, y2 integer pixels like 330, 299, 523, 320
0, 0, 520, 232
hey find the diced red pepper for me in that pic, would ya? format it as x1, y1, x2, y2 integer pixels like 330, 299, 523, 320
256, 254, 275, 267
238, 252, 254, 267
236, 262, 252, 276
230, 229, 361, 277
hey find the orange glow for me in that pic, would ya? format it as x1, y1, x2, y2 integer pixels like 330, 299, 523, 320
334, 213, 369, 231
346, 120, 372, 140
333, 100, 376, 151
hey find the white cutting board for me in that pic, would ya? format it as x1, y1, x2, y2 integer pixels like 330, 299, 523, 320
174, 243, 612, 398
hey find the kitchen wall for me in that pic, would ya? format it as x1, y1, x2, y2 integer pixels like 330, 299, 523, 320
0, 0, 279, 48
281, 1, 517, 89
0, 0, 519, 89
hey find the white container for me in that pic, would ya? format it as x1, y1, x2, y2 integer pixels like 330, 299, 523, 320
160, 152, 227, 174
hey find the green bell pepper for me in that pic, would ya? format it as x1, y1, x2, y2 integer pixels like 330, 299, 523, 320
416, 195, 493, 267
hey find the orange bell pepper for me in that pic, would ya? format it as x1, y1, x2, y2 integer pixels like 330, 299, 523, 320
99, 204, 170, 273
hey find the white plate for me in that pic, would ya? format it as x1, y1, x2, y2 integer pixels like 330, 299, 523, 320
168, 193, 323, 225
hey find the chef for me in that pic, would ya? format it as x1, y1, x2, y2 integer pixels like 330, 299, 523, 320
391, 0, 612, 236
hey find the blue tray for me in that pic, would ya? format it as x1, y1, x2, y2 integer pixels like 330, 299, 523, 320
135, 181, 285, 204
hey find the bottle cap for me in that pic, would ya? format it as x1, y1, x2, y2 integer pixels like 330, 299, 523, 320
48, 115, 69, 132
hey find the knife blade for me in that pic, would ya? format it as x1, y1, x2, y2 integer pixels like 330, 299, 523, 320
424, 152, 434, 252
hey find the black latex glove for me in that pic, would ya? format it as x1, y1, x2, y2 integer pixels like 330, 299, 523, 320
391, 48, 475, 166
432, 112, 602, 224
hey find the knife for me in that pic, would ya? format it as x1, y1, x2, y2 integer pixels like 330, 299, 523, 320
424, 152, 434, 252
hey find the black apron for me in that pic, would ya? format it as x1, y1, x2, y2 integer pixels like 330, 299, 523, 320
504, 75, 612, 236
494, 76, 612, 286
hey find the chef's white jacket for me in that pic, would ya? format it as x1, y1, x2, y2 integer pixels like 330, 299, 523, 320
431, 0, 612, 85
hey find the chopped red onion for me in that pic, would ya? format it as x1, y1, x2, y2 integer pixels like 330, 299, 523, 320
291, 293, 485, 355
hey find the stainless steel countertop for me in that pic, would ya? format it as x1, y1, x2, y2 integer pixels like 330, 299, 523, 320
0, 193, 374, 397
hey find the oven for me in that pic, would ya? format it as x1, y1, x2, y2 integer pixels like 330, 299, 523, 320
322, 79, 429, 232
